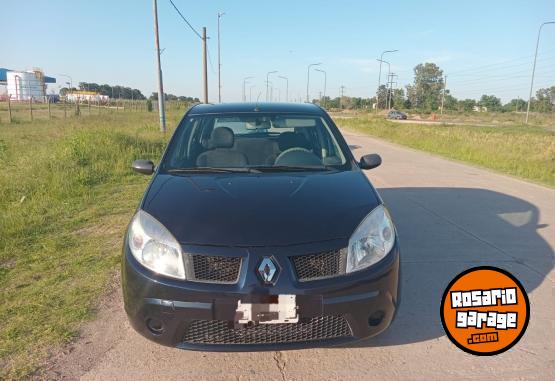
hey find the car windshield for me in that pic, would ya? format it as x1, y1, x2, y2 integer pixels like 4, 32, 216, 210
160, 113, 349, 172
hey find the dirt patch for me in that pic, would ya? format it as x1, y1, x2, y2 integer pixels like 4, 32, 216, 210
33, 273, 125, 380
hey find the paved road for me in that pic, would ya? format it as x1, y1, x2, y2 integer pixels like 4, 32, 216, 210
44, 132, 555, 380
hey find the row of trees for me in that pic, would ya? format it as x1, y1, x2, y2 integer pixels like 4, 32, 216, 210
58, 83, 147, 100
314, 62, 554, 113
149, 92, 200, 102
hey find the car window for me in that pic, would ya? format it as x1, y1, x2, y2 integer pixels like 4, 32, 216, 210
161, 113, 349, 171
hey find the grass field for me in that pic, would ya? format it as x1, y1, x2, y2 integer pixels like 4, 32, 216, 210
338, 115, 555, 187
0, 108, 554, 379
0, 111, 179, 379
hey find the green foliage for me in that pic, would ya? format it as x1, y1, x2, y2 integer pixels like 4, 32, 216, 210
503, 98, 527, 112
443, 93, 458, 111
392, 88, 406, 109
375, 85, 389, 109
479, 94, 502, 112
77, 82, 146, 100
458, 98, 477, 112
533, 86, 554, 112
146, 98, 153, 112
406, 62, 444, 111
149, 92, 200, 102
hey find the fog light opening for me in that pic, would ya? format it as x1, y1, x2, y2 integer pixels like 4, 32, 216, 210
146, 318, 164, 335
368, 311, 385, 327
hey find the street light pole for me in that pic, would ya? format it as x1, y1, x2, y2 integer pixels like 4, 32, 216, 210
249, 85, 255, 102
306, 63, 322, 102
242, 76, 253, 102
266, 71, 277, 101
217, 12, 225, 103
278, 76, 288, 102
315, 69, 326, 108
526, 21, 555, 124
376, 50, 397, 113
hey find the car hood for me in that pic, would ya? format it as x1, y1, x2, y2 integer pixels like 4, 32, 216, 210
141, 171, 380, 247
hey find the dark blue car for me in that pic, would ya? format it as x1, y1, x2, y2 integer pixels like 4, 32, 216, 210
122, 103, 400, 350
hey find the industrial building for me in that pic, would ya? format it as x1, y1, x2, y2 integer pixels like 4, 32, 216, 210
0, 68, 56, 101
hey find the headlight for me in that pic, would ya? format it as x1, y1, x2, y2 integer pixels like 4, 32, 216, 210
127, 210, 185, 279
346, 205, 395, 273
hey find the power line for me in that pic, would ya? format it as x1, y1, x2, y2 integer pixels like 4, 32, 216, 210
206, 46, 217, 75
167, 0, 202, 39
448, 56, 555, 78
447, 48, 555, 75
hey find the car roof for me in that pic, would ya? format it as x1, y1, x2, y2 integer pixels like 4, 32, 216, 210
188, 102, 326, 115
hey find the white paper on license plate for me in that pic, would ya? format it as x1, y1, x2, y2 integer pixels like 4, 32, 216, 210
236, 294, 299, 324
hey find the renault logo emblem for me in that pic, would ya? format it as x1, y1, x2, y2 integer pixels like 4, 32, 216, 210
258, 257, 279, 284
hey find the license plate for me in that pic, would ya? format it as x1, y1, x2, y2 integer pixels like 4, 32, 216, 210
235, 295, 298, 324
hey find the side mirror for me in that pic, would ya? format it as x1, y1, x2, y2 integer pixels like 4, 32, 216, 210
359, 154, 382, 170
132, 159, 155, 175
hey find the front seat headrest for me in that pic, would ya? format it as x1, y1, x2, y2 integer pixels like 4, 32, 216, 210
210, 127, 235, 148
278, 132, 310, 151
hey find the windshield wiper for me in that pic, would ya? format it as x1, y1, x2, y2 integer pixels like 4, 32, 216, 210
248, 165, 331, 172
166, 167, 260, 174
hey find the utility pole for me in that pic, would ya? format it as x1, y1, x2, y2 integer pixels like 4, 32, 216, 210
340, 85, 345, 109
440, 74, 448, 115
387, 73, 397, 110
526, 21, 555, 124
202, 27, 208, 103
152, 0, 166, 132
217, 12, 225, 103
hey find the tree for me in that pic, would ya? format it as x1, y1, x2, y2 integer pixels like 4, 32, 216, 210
74, 82, 146, 100
391, 88, 405, 109
533, 86, 554, 112
503, 98, 527, 112
375, 85, 389, 109
478, 94, 502, 112
443, 93, 458, 111
458, 99, 476, 112
406, 63, 444, 111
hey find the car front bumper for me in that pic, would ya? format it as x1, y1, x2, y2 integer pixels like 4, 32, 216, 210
122, 238, 400, 351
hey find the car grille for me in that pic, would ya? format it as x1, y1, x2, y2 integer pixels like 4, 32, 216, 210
189, 254, 242, 284
290, 249, 347, 282
182, 316, 352, 345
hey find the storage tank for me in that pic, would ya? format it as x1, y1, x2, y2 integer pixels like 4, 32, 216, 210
7, 70, 46, 101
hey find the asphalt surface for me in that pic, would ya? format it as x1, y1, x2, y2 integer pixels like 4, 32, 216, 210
43, 131, 555, 380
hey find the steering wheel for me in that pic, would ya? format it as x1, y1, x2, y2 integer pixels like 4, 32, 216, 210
274, 148, 322, 166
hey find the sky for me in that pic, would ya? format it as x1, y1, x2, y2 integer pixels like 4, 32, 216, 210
2, 0, 555, 103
